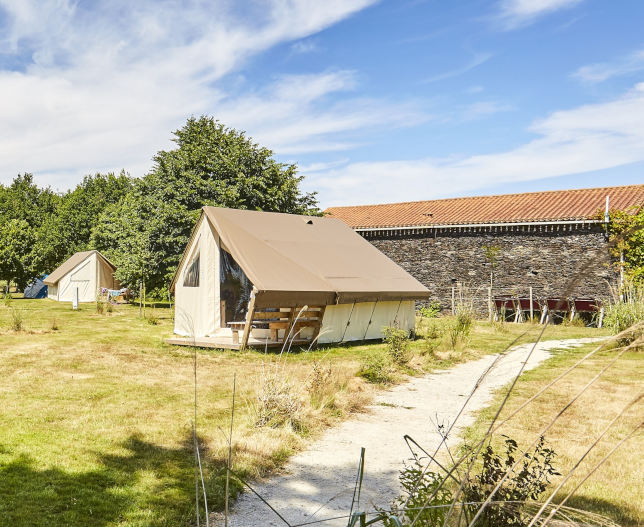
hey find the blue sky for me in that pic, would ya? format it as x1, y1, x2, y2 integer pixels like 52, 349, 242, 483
0, 0, 643, 207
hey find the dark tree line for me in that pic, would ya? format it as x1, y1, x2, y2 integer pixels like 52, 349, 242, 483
0, 116, 319, 295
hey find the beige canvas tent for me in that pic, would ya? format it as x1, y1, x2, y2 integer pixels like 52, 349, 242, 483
44, 250, 120, 302
169, 207, 429, 349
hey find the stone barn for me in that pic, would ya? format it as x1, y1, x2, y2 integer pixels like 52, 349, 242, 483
326, 184, 644, 315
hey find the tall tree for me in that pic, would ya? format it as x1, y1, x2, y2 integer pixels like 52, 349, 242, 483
92, 116, 319, 293
0, 219, 36, 291
33, 172, 132, 273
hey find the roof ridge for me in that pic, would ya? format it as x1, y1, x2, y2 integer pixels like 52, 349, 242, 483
325, 183, 644, 211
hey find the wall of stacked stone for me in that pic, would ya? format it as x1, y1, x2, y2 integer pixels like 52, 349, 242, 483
365, 225, 617, 316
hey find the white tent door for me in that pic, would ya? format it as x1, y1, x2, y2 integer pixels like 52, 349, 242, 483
68, 261, 92, 300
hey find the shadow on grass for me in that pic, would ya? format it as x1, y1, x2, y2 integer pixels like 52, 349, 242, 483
565, 494, 642, 527
0, 434, 243, 527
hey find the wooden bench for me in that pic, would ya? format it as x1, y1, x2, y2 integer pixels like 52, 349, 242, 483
227, 321, 247, 344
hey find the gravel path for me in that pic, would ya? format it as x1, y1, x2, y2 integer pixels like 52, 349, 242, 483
220, 337, 602, 527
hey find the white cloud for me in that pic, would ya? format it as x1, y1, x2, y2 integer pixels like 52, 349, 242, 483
0, 0, 378, 189
309, 83, 644, 207
291, 39, 319, 54
572, 48, 644, 83
423, 53, 492, 83
497, 0, 583, 29
460, 100, 514, 120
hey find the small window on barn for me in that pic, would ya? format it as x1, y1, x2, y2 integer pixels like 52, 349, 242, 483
183, 253, 200, 287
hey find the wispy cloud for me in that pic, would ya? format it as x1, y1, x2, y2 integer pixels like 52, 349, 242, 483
291, 39, 319, 54
423, 53, 492, 83
460, 100, 514, 120
0, 0, 379, 189
497, 0, 584, 29
572, 48, 644, 83
309, 83, 644, 206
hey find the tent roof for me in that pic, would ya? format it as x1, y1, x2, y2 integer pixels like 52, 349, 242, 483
173, 207, 429, 307
43, 250, 116, 285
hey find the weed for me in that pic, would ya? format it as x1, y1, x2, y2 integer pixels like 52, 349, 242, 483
145, 314, 160, 325
255, 367, 303, 430
359, 350, 395, 384
449, 304, 473, 349
50, 318, 59, 331
96, 297, 105, 315
383, 325, 411, 365
106, 302, 114, 314
418, 301, 441, 319
9, 308, 24, 331
307, 360, 334, 408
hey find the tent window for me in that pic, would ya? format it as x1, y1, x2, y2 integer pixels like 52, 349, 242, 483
220, 248, 253, 323
183, 253, 200, 287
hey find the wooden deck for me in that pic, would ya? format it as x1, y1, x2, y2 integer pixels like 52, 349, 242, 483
165, 336, 312, 350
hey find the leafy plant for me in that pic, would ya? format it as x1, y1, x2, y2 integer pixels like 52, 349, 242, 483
449, 305, 473, 349
383, 325, 411, 365
9, 307, 24, 331
359, 350, 395, 384
418, 302, 441, 319
463, 436, 560, 526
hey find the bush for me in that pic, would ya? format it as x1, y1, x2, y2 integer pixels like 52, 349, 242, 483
359, 350, 395, 384
418, 302, 441, 319
381, 435, 559, 527
106, 302, 114, 314
95, 297, 105, 314
383, 325, 411, 365
255, 371, 303, 429
449, 305, 473, 349
9, 308, 24, 331
145, 313, 159, 325
604, 300, 644, 335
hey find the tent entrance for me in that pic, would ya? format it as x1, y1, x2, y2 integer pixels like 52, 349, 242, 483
219, 247, 253, 326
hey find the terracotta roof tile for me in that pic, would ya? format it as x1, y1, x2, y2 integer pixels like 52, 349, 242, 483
325, 185, 644, 229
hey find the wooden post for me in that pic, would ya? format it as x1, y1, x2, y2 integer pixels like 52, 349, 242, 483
529, 287, 534, 321
487, 287, 493, 322
240, 292, 257, 351
451, 287, 455, 315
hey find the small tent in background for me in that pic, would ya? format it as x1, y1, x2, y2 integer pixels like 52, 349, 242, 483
170, 207, 430, 349
44, 250, 120, 303
24, 276, 48, 299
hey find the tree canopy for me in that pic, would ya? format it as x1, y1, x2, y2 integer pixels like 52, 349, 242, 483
2, 117, 318, 295
92, 116, 319, 294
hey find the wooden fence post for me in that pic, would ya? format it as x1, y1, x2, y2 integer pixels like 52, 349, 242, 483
529, 286, 534, 321
451, 287, 455, 315
488, 286, 493, 322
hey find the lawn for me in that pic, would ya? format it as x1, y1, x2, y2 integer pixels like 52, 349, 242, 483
462, 339, 643, 526
0, 297, 610, 526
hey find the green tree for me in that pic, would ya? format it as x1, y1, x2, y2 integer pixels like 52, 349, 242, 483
608, 207, 644, 282
33, 172, 132, 273
0, 219, 36, 291
92, 116, 319, 293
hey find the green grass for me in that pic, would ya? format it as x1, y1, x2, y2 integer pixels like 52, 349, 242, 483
462, 340, 643, 526
0, 299, 608, 526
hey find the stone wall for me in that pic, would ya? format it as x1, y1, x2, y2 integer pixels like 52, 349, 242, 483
366, 225, 617, 315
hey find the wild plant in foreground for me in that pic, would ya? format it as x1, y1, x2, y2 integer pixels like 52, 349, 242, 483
254, 364, 303, 430
383, 325, 411, 365
9, 307, 24, 331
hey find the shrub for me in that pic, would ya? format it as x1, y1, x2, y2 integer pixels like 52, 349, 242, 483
604, 300, 644, 335
463, 436, 560, 526
418, 301, 441, 319
145, 313, 159, 325
359, 350, 395, 384
106, 302, 114, 314
307, 360, 334, 408
255, 370, 303, 429
449, 305, 473, 349
95, 297, 105, 314
383, 325, 411, 365
381, 435, 559, 527
9, 308, 24, 331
